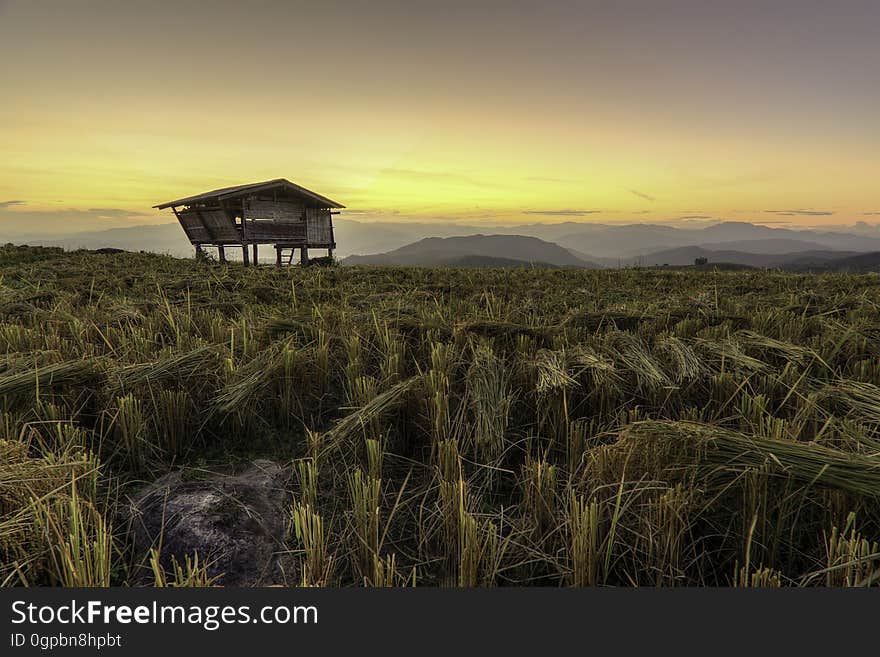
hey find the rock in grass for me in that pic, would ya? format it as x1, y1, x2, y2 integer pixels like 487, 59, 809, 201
126, 460, 293, 586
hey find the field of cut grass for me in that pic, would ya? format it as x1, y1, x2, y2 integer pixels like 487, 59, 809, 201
2, 244, 880, 586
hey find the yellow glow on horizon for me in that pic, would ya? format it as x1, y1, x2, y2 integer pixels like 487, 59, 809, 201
2, 99, 876, 228
1, 59, 877, 228
1, 89, 874, 229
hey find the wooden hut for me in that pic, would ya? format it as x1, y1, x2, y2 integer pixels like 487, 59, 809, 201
154, 178, 344, 265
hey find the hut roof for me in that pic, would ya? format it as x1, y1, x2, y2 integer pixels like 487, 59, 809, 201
153, 178, 345, 210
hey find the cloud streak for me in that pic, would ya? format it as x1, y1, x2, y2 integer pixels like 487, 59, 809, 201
764, 209, 834, 216
629, 189, 655, 202
85, 208, 150, 219
0, 200, 25, 208
522, 209, 602, 216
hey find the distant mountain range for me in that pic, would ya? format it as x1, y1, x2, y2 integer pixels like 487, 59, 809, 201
10, 218, 880, 271
551, 223, 880, 260
343, 235, 597, 268
20, 223, 194, 258
622, 246, 862, 268
342, 235, 880, 271
785, 251, 880, 272
336, 219, 880, 263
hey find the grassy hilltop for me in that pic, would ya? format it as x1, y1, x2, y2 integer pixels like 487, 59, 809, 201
2, 244, 880, 586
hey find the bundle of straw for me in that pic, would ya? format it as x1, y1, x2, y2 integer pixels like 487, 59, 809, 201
621, 420, 880, 497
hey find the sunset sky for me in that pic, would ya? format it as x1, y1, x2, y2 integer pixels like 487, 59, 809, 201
1, 0, 878, 234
